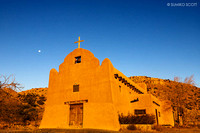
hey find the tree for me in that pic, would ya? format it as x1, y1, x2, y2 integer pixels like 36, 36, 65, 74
148, 75, 198, 126
0, 75, 23, 91
184, 75, 195, 86
182, 75, 200, 126
0, 75, 24, 126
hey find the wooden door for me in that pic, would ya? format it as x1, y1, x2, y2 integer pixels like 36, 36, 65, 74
69, 104, 83, 127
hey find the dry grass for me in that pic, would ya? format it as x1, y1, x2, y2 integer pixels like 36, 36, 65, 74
0, 128, 200, 133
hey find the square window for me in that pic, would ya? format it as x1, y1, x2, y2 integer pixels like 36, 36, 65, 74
73, 85, 79, 92
75, 56, 81, 64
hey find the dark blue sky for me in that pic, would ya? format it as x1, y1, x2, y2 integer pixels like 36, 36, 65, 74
0, 0, 200, 90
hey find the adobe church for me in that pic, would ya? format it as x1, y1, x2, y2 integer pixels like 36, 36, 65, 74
40, 37, 174, 131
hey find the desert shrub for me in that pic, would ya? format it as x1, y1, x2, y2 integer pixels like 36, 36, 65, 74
127, 124, 137, 130
0, 93, 22, 125
119, 113, 155, 124
197, 124, 200, 129
18, 93, 38, 107
118, 113, 129, 124
37, 96, 46, 105
37, 99, 44, 105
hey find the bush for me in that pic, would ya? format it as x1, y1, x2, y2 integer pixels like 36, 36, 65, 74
37, 96, 46, 105
127, 124, 137, 130
119, 113, 155, 124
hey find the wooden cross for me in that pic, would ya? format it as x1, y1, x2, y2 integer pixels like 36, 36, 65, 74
74, 36, 84, 48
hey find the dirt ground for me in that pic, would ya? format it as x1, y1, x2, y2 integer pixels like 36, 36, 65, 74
0, 128, 200, 133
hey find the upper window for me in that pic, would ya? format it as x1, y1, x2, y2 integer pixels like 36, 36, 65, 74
75, 56, 81, 64
134, 109, 146, 115
73, 85, 79, 92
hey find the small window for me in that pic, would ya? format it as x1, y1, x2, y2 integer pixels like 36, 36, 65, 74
158, 112, 161, 117
119, 85, 121, 92
73, 85, 79, 92
75, 56, 81, 64
135, 109, 146, 115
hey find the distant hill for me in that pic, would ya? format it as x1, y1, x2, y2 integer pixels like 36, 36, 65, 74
129, 76, 199, 96
130, 76, 172, 95
130, 76, 167, 85
19, 87, 48, 97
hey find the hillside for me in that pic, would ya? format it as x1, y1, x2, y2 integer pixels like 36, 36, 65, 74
130, 76, 174, 96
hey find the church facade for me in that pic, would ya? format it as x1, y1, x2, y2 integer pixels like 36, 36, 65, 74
40, 47, 174, 130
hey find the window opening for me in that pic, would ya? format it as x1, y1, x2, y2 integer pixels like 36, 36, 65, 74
75, 56, 81, 64
134, 109, 146, 115
73, 85, 79, 92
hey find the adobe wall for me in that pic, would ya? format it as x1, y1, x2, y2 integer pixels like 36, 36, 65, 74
159, 101, 175, 126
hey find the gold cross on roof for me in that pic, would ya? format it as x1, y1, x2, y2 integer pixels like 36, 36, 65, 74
74, 36, 84, 48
